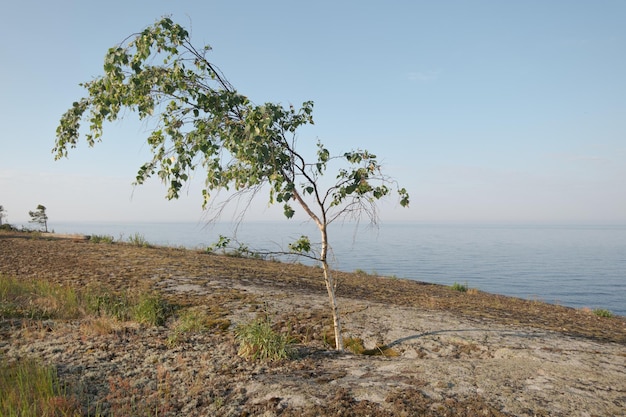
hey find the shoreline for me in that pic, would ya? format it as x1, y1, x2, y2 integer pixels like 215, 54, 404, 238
6, 223, 626, 317
1, 231, 625, 416
7, 225, 626, 318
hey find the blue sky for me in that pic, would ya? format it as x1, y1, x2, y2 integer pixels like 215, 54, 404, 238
1, 0, 624, 225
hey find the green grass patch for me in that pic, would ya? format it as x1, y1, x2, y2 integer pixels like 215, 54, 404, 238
176, 307, 229, 333
167, 307, 231, 346
450, 282, 469, 292
0, 355, 175, 416
363, 345, 401, 357
593, 308, 613, 318
0, 275, 172, 326
84, 289, 133, 321
0, 275, 82, 320
235, 316, 295, 361
132, 293, 171, 326
127, 232, 151, 247
343, 337, 400, 357
89, 234, 115, 244
85, 287, 172, 326
0, 357, 80, 416
344, 337, 366, 354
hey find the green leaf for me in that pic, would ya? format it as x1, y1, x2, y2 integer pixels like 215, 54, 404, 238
283, 204, 295, 219
288, 235, 311, 253
399, 188, 410, 207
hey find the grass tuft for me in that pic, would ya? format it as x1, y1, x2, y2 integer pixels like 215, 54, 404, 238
344, 337, 366, 355
235, 316, 295, 361
364, 345, 401, 357
127, 232, 151, 247
343, 336, 400, 357
167, 307, 231, 346
593, 308, 613, 318
0, 357, 80, 416
84, 289, 133, 321
132, 293, 171, 326
89, 234, 115, 244
451, 282, 469, 292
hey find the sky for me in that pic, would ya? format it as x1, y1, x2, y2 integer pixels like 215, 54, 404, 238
1, 0, 625, 226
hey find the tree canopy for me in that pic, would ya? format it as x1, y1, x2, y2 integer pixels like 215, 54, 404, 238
54, 18, 407, 221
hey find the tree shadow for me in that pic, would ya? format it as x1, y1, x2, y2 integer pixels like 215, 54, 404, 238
386, 328, 549, 348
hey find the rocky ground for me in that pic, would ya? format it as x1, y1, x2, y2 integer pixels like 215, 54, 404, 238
1, 231, 625, 416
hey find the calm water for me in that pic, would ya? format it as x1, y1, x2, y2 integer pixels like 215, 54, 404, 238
48, 221, 626, 317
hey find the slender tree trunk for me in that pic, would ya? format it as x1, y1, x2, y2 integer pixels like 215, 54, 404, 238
320, 225, 344, 350
291, 190, 344, 350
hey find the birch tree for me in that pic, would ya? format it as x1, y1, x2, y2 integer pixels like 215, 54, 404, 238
54, 18, 409, 350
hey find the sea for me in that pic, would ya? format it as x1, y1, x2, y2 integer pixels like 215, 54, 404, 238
44, 221, 626, 317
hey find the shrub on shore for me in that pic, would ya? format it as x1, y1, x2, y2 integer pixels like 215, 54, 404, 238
451, 282, 469, 292
593, 308, 613, 318
89, 234, 115, 244
127, 233, 151, 247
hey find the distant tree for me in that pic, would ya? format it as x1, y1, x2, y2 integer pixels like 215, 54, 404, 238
0, 205, 5, 226
54, 18, 409, 350
29, 204, 48, 232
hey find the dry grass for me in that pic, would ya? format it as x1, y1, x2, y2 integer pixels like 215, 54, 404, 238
0, 275, 82, 320
105, 365, 175, 417
167, 306, 231, 346
79, 316, 127, 336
